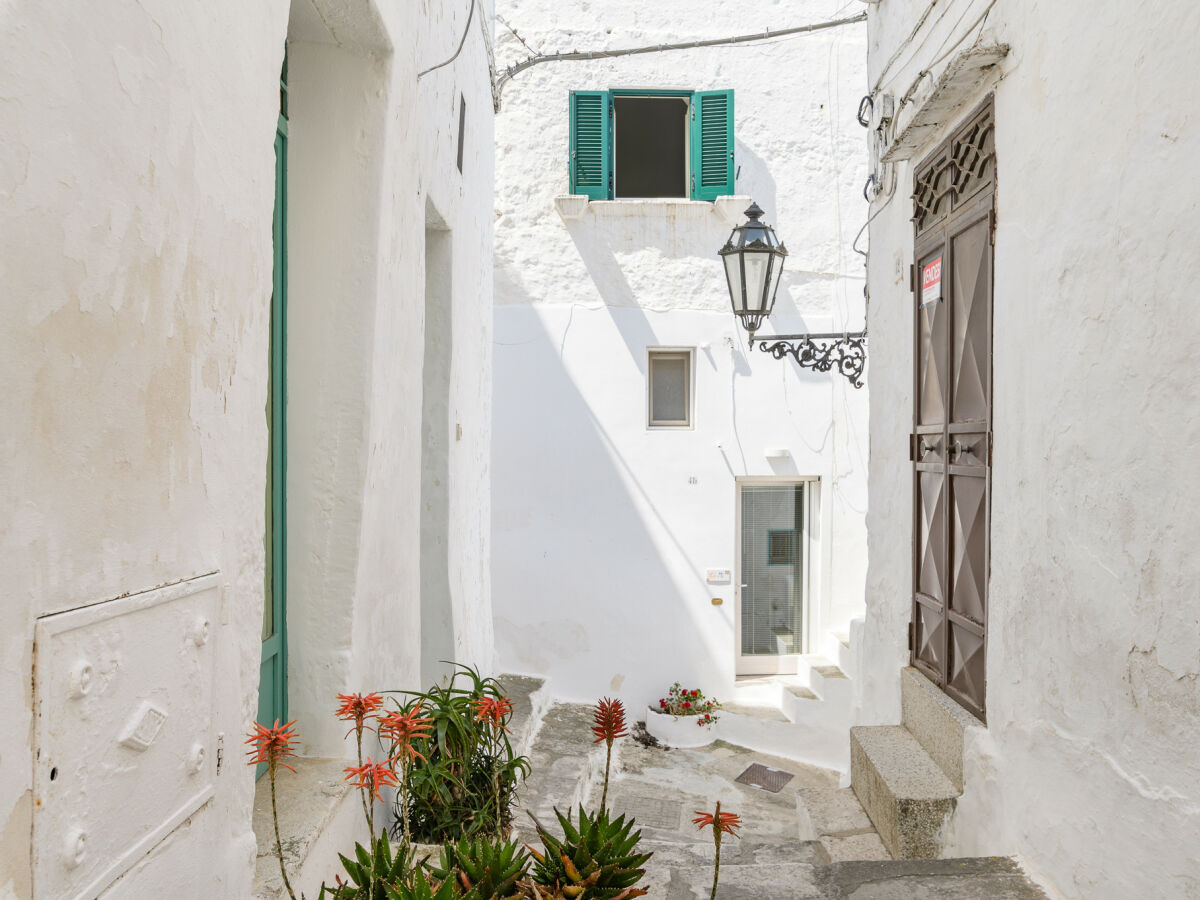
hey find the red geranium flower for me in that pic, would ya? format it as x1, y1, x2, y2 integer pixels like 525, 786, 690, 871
335, 693, 384, 737
683, 700, 692, 709
245, 719, 300, 773
344, 757, 399, 803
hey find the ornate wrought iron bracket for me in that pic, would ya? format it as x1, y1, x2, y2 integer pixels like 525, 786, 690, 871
751, 332, 868, 388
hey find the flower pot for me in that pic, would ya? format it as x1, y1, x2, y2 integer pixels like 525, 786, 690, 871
644, 706, 717, 748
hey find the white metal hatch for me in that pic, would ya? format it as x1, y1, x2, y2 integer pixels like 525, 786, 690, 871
32, 574, 220, 900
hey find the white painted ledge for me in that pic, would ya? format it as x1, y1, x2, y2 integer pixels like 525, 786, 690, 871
553, 194, 751, 225
252, 758, 372, 899
881, 42, 1009, 162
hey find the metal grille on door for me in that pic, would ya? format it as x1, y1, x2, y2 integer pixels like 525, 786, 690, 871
910, 98, 994, 721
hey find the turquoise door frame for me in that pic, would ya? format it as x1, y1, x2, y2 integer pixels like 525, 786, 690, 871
258, 63, 288, 775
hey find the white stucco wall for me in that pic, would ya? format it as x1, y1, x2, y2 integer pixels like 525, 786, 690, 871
0, 0, 495, 895
859, 2, 1200, 897
492, 0, 869, 711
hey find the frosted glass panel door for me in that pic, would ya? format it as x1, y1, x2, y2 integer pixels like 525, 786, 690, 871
737, 482, 807, 675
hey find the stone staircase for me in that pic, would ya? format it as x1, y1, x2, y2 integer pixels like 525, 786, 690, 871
850, 666, 981, 858
505, 675, 1047, 898
717, 628, 859, 772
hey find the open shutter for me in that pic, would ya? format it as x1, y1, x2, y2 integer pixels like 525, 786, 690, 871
569, 90, 611, 200
690, 90, 734, 201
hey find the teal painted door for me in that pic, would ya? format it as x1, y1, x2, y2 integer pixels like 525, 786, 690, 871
258, 60, 288, 775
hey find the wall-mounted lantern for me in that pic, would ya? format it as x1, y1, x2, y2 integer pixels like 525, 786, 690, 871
718, 202, 787, 340
719, 201, 867, 389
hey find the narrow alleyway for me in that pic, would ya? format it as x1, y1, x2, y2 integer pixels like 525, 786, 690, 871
503, 677, 1047, 899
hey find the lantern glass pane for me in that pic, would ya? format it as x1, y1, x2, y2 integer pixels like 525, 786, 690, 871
766, 253, 785, 312
723, 254, 744, 313
743, 252, 770, 313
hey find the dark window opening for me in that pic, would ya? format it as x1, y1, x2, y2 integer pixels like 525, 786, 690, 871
614, 96, 687, 199
457, 95, 466, 173
767, 529, 796, 566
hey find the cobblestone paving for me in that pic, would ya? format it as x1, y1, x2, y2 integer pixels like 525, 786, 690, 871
509, 698, 1048, 900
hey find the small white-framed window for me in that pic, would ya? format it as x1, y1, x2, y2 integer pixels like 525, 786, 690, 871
647, 348, 693, 428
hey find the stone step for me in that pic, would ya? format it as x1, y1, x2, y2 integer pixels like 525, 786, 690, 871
814, 857, 1050, 898
850, 724, 959, 859
900, 667, 980, 791
802, 656, 852, 706
497, 672, 549, 759
819, 629, 855, 679
718, 701, 849, 773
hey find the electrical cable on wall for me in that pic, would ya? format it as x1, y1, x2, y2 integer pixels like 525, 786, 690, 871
418, 0, 477, 80
493, 12, 867, 101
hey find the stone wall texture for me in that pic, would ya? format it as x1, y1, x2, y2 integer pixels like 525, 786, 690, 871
859, 2, 1200, 897
491, 0, 870, 709
0, 0, 496, 895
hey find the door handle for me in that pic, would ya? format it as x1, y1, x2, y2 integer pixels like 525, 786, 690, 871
919, 438, 937, 456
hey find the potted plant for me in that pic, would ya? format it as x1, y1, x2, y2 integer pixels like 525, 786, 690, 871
644, 683, 721, 748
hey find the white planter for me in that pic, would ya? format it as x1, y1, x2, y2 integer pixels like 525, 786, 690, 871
644, 706, 718, 748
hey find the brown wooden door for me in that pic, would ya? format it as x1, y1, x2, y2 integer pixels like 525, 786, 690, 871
910, 99, 994, 721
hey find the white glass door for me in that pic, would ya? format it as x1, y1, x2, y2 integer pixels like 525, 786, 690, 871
736, 480, 810, 675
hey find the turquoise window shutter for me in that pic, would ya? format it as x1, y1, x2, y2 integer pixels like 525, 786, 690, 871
690, 90, 735, 201
569, 90, 611, 200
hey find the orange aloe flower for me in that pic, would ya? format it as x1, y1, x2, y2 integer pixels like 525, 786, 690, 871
592, 697, 629, 745
246, 719, 301, 773
335, 692, 384, 737
378, 704, 434, 762
472, 696, 514, 733
693, 803, 742, 837
344, 757, 400, 802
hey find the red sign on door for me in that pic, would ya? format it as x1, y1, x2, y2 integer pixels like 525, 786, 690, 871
921, 256, 943, 307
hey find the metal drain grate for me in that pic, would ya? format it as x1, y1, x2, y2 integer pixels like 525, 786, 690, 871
734, 762, 795, 793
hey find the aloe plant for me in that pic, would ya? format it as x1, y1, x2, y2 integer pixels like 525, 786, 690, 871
387, 664, 531, 843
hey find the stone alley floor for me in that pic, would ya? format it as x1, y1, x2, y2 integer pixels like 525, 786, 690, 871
505, 688, 1048, 900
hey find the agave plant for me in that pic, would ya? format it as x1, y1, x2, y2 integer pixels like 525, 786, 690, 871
318, 831, 421, 900
528, 808, 650, 900
431, 837, 531, 900
383, 871, 461, 900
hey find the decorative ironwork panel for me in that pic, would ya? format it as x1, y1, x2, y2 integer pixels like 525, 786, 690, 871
948, 623, 986, 714
951, 218, 991, 423
916, 602, 945, 673
917, 257, 947, 426
951, 474, 987, 624
914, 149, 954, 234
918, 472, 946, 603
951, 109, 995, 208
756, 334, 867, 389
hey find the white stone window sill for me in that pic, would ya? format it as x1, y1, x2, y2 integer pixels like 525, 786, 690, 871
555, 194, 750, 225
252, 757, 370, 899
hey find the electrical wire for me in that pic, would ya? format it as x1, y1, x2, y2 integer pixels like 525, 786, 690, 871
870, 0, 948, 92
417, 0, 477, 80
494, 12, 867, 97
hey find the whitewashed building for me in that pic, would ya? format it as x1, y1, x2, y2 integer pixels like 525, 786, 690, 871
850, 1, 1200, 896
0, 1, 496, 896
491, 0, 871, 757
